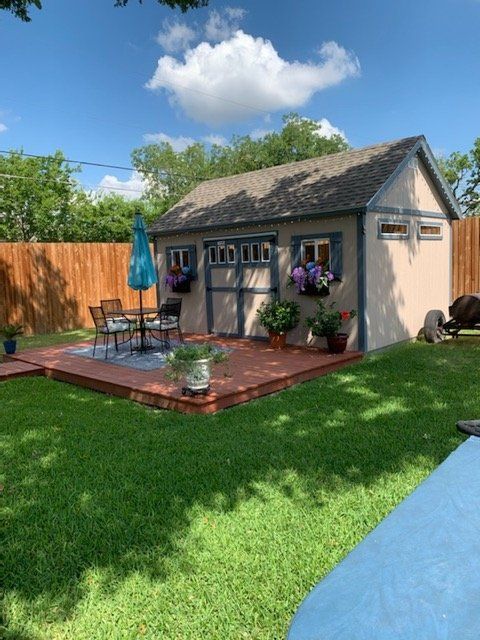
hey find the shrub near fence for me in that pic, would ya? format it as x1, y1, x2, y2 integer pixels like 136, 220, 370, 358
0, 243, 157, 335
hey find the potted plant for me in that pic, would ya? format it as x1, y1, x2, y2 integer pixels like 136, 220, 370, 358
256, 299, 300, 349
1, 324, 24, 355
289, 261, 335, 296
165, 343, 229, 395
165, 264, 191, 293
306, 300, 356, 353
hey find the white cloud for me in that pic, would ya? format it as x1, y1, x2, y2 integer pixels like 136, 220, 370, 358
0, 123, 8, 133
204, 7, 246, 42
313, 117, 347, 140
202, 133, 228, 146
97, 171, 146, 201
156, 19, 196, 53
143, 131, 196, 151
250, 128, 273, 140
146, 32, 360, 126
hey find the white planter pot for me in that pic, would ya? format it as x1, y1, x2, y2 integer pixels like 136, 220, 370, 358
185, 358, 211, 391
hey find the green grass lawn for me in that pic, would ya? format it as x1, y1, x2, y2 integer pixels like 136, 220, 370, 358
1, 335, 478, 639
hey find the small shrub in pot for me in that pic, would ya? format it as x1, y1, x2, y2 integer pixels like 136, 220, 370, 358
256, 300, 300, 349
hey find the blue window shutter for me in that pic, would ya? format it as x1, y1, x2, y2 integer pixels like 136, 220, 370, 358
165, 246, 172, 270
330, 232, 343, 278
291, 235, 302, 269
188, 244, 197, 279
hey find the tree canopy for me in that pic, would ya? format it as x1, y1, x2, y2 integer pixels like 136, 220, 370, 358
0, 151, 155, 241
438, 138, 480, 216
0, 115, 349, 242
0, 0, 208, 21
132, 113, 350, 208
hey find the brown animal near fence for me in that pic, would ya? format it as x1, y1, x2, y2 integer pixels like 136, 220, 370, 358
452, 217, 480, 300
0, 243, 157, 335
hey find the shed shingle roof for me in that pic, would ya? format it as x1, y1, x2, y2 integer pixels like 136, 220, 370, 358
149, 136, 424, 236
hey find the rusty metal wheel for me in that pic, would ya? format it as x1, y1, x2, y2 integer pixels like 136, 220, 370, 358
423, 309, 446, 343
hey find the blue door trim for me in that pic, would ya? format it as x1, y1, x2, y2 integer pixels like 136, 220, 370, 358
204, 232, 279, 337
356, 212, 367, 352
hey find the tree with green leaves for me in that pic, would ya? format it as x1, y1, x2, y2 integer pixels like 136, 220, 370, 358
0, 150, 81, 241
438, 138, 480, 216
70, 193, 157, 242
132, 113, 350, 207
0, 0, 208, 21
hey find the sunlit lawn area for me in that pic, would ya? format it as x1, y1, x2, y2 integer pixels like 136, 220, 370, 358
2, 335, 478, 639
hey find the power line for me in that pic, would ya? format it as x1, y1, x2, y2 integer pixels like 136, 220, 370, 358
0, 172, 145, 194
0, 149, 153, 174
0, 149, 207, 182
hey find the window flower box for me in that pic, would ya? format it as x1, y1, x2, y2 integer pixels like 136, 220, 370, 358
288, 262, 334, 296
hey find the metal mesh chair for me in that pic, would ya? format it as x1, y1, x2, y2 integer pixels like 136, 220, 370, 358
89, 305, 133, 359
145, 300, 184, 344
100, 299, 133, 324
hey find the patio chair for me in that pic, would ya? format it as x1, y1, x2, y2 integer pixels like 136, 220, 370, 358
89, 305, 133, 359
100, 298, 134, 324
145, 300, 184, 344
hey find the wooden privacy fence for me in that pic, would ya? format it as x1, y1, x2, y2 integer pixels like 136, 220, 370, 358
0, 243, 157, 335
452, 217, 480, 300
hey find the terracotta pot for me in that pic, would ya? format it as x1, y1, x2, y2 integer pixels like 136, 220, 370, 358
326, 333, 348, 354
268, 331, 287, 349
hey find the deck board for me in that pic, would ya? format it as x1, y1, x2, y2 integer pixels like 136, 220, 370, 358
6, 335, 362, 413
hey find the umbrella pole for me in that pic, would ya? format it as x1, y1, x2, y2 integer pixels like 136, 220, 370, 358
139, 289, 145, 352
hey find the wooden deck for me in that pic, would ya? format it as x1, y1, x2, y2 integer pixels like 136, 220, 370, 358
0, 359, 44, 381
5, 335, 363, 414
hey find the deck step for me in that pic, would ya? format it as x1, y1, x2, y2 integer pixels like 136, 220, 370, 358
0, 360, 45, 380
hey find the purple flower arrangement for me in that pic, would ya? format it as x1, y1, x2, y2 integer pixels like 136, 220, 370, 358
165, 264, 191, 290
289, 261, 334, 294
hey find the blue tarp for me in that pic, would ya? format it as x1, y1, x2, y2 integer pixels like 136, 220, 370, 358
288, 437, 480, 640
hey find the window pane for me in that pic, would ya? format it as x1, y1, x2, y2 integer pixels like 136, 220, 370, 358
251, 243, 260, 262
241, 243, 250, 263
303, 241, 315, 263
181, 249, 189, 267
218, 243, 226, 263
420, 224, 441, 236
227, 244, 235, 263
317, 240, 330, 265
381, 223, 408, 236
172, 250, 181, 266
209, 246, 217, 264
261, 241, 270, 262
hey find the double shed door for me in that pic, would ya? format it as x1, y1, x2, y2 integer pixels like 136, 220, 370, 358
205, 234, 278, 338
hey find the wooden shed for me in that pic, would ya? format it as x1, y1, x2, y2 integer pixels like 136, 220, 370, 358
149, 135, 461, 351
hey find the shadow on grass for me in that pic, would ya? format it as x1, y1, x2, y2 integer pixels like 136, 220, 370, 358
2, 339, 478, 629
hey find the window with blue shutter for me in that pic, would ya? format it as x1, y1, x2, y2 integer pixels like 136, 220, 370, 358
165, 244, 197, 279
290, 232, 343, 278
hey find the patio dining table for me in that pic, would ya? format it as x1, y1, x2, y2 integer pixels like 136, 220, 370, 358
110, 306, 167, 354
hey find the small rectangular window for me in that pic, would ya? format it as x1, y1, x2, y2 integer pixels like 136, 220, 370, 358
227, 244, 235, 263
241, 243, 250, 263
209, 245, 217, 264
261, 241, 270, 262
418, 223, 442, 239
251, 243, 260, 262
300, 238, 330, 265
379, 221, 409, 239
217, 242, 226, 263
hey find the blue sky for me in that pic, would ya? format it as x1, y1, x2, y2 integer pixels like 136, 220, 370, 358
0, 0, 479, 197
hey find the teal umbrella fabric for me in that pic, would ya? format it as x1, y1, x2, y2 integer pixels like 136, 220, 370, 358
128, 213, 157, 292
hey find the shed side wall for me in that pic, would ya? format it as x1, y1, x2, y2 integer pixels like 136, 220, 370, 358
365, 214, 452, 351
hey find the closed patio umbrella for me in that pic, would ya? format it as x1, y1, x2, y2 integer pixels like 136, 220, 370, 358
128, 212, 158, 351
